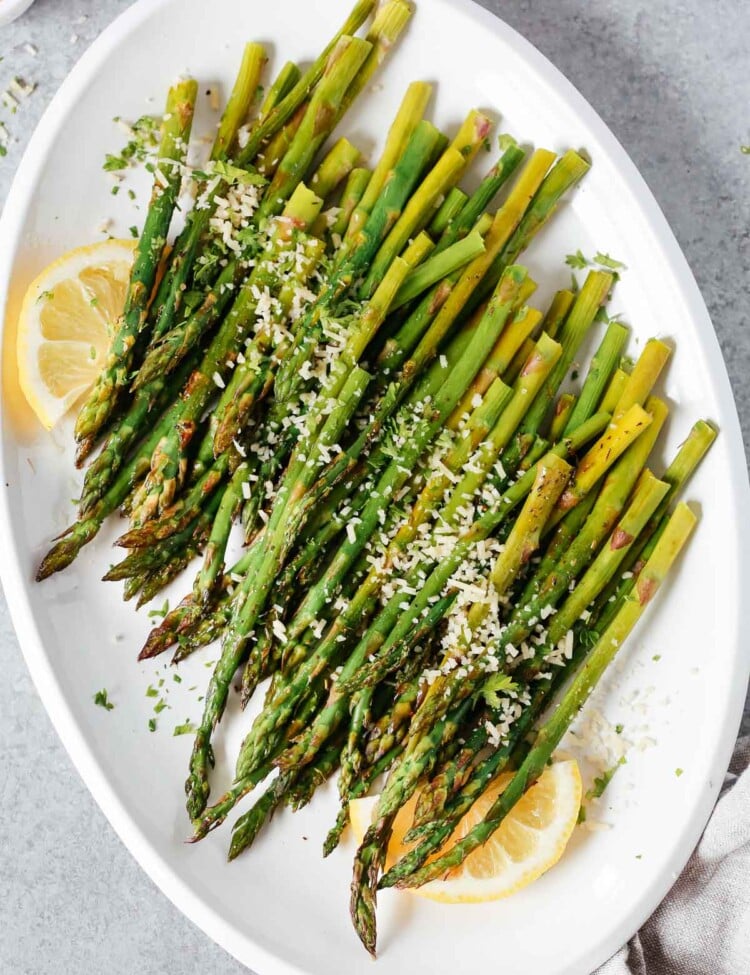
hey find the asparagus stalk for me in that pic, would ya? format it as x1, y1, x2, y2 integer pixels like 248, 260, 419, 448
254, 36, 372, 224
429, 186, 468, 236
594, 419, 716, 628
37, 368, 199, 579
236, 0, 378, 168
344, 80, 433, 243
358, 110, 493, 298
562, 320, 629, 434
310, 137, 362, 199
611, 338, 671, 419
462, 149, 591, 319
329, 166, 372, 239
74, 80, 198, 450
213, 43, 269, 162
549, 393, 576, 441
334, 0, 414, 123
599, 366, 630, 413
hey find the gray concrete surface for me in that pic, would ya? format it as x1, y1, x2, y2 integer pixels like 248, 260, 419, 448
1, 1, 748, 972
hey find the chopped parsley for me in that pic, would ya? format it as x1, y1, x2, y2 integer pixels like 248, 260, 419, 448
148, 718, 157, 732
586, 756, 626, 800
579, 628, 601, 649
593, 251, 627, 271
565, 249, 589, 270
566, 249, 627, 284
103, 113, 161, 172
210, 159, 267, 186
479, 673, 518, 708
173, 721, 196, 736
93, 688, 114, 710
147, 598, 170, 620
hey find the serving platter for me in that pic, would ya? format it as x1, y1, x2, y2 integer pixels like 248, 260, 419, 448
1, 1, 749, 973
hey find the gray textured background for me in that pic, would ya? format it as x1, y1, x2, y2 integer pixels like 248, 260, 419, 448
1, 1, 748, 972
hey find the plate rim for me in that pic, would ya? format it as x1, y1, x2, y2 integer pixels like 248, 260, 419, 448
1, 1, 749, 973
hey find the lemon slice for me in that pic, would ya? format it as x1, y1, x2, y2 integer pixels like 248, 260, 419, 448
350, 759, 581, 904
16, 238, 135, 428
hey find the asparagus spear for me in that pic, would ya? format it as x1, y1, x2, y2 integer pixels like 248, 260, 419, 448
358, 109, 493, 298
145, 44, 268, 353
253, 36, 373, 224
549, 393, 576, 441
328, 166, 372, 240
593, 419, 716, 628
344, 80, 432, 244
462, 149, 591, 319
74, 80, 198, 451
429, 186, 468, 236
37, 364, 200, 579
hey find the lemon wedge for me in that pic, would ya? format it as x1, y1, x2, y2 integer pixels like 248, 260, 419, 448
16, 238, 135, 428
350, 759, 582, 904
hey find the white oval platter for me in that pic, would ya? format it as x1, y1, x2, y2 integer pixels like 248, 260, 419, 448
1, 1, 749, 973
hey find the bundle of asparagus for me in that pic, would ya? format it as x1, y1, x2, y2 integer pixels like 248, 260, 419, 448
35, 0, 715, 956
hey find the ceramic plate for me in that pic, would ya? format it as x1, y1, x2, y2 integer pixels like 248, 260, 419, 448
1, 1, 749, 973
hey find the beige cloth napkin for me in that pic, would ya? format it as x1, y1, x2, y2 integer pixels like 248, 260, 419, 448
596, 736, 750, 974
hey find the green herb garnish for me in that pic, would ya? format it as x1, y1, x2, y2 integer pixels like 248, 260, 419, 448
173, 721, 196, 736
147, 599, 170, 620
586, 756, 626, 800
93, 688, 114, 710
565, 249, 589, 270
